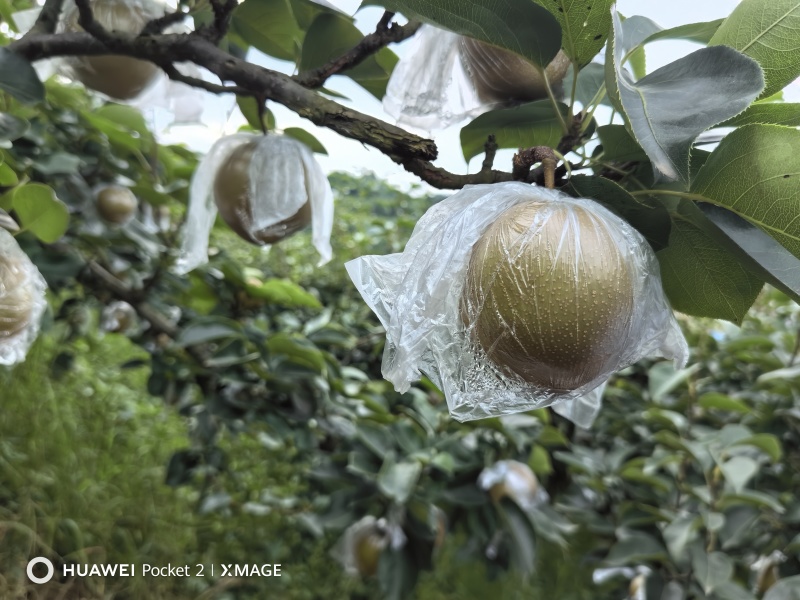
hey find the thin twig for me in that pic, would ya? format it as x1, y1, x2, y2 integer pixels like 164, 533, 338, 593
141, 10, 188, 36
512, 146, 557, 188
295, 14, 421, 88
159, 62, 247, 95
480, 134, 498, 175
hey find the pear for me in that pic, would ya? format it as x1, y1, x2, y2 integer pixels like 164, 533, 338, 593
458, 37, 570, 104
63, 0, 161, 100
463, 200, 635, 392
96, 185, 138, 224
213, 140, 312, 245
0, 257, 35, 339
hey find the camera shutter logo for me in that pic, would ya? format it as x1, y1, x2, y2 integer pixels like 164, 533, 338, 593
27, 557, 54, 584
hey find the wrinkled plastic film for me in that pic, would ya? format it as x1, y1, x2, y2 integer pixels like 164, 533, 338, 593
176, 133, 334, 274
383, 25, 485, 130
0, 229, 48, 367
174, 133, 252, 275
346, 182, 688, 426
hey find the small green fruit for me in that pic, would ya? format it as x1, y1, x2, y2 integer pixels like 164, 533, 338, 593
458, 37, 570, 104
0, 257, 35, 339
64, 0, 161, 100
463, 200, 634, 392
353, 531, 386, 577
96, 186, 138, 224
213, 140, 312, 245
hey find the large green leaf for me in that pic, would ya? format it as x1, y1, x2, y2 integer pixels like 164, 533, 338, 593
563, 175, 671, 250
231, 0, 303, 61
596, 124, 647, 163
282, 127, 327, 154
608, 9, 765, 183
0, 113, 29, 141
0, 48, 44, 105
710, 0, 800, 99
697, 203, 800, 305
299, 12, 398, 99
642, 19, 724, 46
459, 100, 565, 162
365, 0, 561, 69
12, 183, 69, 243
656, 199, 763, 324
719, 103, 800, 127
691, 125, 800, 259
533, 0, 613, 66
604, 15, 661, 114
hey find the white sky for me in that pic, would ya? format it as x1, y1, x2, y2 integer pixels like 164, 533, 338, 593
160, 0, 796, 191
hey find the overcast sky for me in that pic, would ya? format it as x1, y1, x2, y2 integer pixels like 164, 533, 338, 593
161, 0, 795, 191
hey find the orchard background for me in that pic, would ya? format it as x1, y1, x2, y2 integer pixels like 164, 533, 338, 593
2, 0, 800, 598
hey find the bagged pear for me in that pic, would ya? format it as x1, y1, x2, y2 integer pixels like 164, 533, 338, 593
0, 229, 48, 366
384, 25, 570, 130
346, 182, 688, 426
175, 133, 334, 274
61, 0, 166, 100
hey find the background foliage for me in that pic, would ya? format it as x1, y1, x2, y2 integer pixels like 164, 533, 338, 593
2, 0, 800, 598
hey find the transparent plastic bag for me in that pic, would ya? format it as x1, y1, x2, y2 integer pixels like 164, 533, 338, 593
383, 25, 485, 130
383, 26, 570, 131
0, 229, 48, 366
175, 133, 334, 274
346, 182, 688, 426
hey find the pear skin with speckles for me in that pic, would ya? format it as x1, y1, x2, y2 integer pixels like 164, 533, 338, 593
463, 200, 635, 392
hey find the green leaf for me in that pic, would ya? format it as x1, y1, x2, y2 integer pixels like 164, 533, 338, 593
11, 183, 69, 243
763, 576, 800, 600
734, 434, 782, 462
237, 96, 276, 132
697, 203, 800, 306
377, 458, 421, 503
0, 48, 44, 104
663, 514, 699, 563
719, 103, 800, 127
698, 392, 750, 414
82, 111, 142, 153
231, 0, 303, 61
605, 15, 661, 114
245, 278, 322, 308
377, 546, 418, 600
710, 0, 800, 99
691, 549, 733, 594
34, 152, 82, 176
532, 0, 613, 66
647, 362, 701, 402
656, 199, 763, 324
459, 100, 566, 162
282, 127, 327, 154
289, 0, 342, 29
0, 162, 17, 186
497, 499, 538, 575
528, 444, 552, 476
563, 175, 671, 250
719, 456, 758, 494
177, 320, 244, 346
266, 332, 327, 372
365, 0, 562, 69
596, 124, 647, 163
0, 113, 29, 141
691, 125, 800, 259
642, 19, 724, 45
606, 530, 668, 566
299, 12, 397, 98
608, 9, 764, 183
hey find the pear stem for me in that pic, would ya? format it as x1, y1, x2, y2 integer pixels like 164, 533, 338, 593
512, 146, 557, 189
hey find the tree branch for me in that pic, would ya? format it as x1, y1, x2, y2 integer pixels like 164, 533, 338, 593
10, 31, 438, 163
295, 14, 421, 89
25, 0, 65, 36
158, 62, 247, 95
141, 10, 188, 36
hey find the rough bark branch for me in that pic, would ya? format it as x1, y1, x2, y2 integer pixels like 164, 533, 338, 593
8, 27, 586, 190
294, 14, 421, 89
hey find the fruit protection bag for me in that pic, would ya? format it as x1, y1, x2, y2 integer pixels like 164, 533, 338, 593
345, 182, 688, 427
175, 133, 334, 275
0, 229, 48, 366
383, 25, 487, 130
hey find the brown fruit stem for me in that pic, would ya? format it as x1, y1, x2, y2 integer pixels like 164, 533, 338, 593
512, 146, 557, 189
